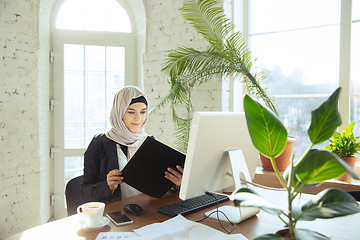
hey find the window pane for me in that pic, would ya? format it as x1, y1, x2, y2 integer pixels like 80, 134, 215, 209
252, 25, 339, 94
106, 14, 132, 32
85, 72, 106, 143
106, 72, 125, 129
353, 0, 360, 20
56, 0, 84, 31
64, 156, 84, 183
250, 0, 341, 158
64, 44, 84, 70
85, 45, 105, 72
64, 44, 125, 149
56, 0, 131, 32
276, 97, 329, 155
251, 0, 340, 34
84, 12, 106, 32
106, 46, 125, 72
105, 46, 125, 129
350, 2, 360, 135
64, 70, 84, 148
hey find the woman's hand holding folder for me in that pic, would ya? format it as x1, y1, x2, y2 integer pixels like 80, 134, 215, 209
107, 169, 123, 191
165, 165, 184, 187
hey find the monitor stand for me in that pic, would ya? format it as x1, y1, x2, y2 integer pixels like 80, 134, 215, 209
205, 149, 260, 223
226, 149, 254, 190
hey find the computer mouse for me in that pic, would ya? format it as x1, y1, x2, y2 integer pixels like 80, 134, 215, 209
123, 203, 145, 216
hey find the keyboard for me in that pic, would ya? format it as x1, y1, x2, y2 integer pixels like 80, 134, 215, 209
157, 192, 229, 217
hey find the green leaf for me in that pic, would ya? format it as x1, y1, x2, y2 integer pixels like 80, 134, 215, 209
308, 87, 342, 144
294, 150, 347, 185
180, 0, 236, 51
333, 154, 360, 179
293, 229, 330, 240
230, 188, 283, 216
325, 121, 360, 157
291, 150, 360, 188
244, 95, 287, 158
344, 121, 356, 137
300, 188, 360, 220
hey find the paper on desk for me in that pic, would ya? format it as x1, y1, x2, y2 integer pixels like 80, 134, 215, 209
95, 232, 146, 240
177, 222, 247, 240
134, 215, 194, 240
231, 233, 248, 240
134, 215, 248, 240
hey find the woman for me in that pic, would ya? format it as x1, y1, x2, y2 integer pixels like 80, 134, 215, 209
81, 86, 183, 204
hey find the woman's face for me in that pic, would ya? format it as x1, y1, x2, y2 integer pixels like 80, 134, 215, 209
123, 102, 147, 133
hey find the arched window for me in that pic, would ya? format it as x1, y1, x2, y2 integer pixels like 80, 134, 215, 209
51, 0, 135, 218
56, 0, 131, 32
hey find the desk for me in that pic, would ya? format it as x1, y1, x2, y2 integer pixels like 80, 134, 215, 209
3, 187, 360, 240
253, 167, 360, 194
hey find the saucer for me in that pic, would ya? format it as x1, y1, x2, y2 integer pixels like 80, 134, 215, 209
79, 216, 110, 231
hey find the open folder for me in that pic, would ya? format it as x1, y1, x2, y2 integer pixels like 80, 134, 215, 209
121, 136, 186, 198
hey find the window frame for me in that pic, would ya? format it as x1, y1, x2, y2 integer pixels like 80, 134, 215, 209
234, 0, 353, 132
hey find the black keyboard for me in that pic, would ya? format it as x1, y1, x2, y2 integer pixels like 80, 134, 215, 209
157, 192, 229, 217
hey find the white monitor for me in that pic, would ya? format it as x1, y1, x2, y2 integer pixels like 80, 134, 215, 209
179, 112, 259, 201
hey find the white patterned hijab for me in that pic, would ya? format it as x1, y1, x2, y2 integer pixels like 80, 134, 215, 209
105, 86, 149, 157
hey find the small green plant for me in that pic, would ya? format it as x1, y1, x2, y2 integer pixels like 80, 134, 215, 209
230, 87, 360, 240
325, 121, 360, 157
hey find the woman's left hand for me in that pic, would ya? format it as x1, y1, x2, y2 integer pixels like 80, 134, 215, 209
165, 165, 183, 187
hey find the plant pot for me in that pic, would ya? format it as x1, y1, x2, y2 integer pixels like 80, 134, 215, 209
275, 228, 293, 239
276, 228, 330, 239
260, 137, 296, 171
335, 156, 357, 182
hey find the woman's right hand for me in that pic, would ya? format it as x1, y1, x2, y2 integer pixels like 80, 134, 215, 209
107, 169, 123, 191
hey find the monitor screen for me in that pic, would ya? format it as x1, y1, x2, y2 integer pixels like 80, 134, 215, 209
179, 112, 258, 200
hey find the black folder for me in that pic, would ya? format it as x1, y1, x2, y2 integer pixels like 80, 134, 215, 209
121, 136, 186, 198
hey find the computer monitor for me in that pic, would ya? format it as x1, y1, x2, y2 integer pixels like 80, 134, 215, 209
179, 111, 259, 201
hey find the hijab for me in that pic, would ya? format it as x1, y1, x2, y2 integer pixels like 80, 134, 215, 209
105, 86, 149, 158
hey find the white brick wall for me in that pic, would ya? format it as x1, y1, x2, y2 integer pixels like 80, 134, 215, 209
0, 0, 228, 238
0, 0, 55, 238
143, 0, 224, 146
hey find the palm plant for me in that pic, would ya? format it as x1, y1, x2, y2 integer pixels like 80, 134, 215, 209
151, 0, 277, 153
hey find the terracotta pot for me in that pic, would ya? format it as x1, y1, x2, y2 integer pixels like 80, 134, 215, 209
335, 156, 357, 182
260, 137, 296, 171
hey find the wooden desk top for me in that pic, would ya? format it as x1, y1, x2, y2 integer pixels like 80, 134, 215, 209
254, 166, 360, 194
3, 187, 360, 240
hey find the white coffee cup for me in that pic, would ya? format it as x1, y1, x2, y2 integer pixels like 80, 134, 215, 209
77, 202, 105, 228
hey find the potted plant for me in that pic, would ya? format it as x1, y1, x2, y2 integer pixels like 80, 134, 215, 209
325, 121, 360, 181
152, 0, 277, 153
259, 136, 296, 171
230, 87, 360, 240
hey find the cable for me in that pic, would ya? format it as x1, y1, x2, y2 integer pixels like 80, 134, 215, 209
194, 192, 235, 234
